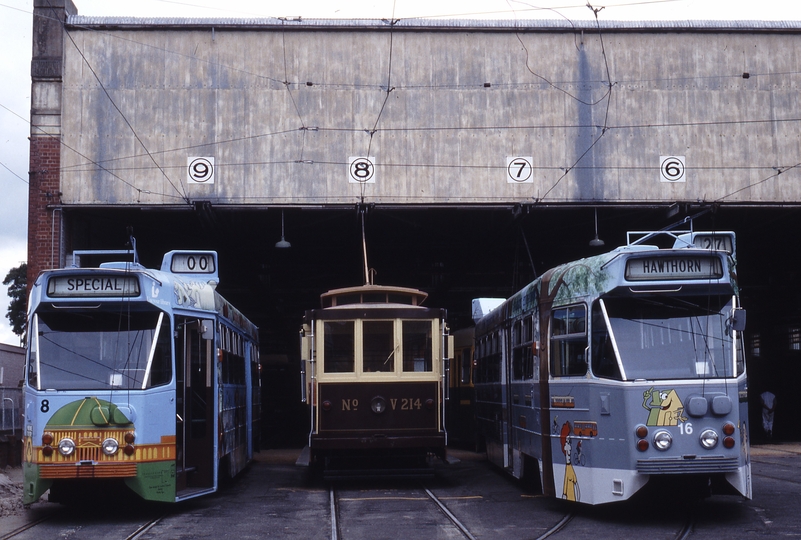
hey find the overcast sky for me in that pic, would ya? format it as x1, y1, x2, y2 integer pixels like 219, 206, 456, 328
0, 0, 799, 347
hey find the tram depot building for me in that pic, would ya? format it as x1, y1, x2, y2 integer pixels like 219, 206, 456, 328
28, 0, 801, 444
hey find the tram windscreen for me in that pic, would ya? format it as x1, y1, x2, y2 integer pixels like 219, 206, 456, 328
29, 308, 171, 390
601, 296, 741, 380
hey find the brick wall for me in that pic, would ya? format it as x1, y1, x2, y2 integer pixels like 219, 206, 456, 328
27, 136, 62, 292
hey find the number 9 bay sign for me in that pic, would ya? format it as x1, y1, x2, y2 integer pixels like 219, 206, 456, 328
188, 157, 215, 184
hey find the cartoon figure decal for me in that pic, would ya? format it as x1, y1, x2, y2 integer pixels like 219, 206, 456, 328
642, 387, 688, 426
560, 421, 580, 501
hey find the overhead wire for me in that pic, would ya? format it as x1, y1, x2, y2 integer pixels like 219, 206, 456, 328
60, 24, 189, 203
5, 2, 801, 207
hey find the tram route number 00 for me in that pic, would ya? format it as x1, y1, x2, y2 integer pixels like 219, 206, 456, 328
349, 157, 376, 184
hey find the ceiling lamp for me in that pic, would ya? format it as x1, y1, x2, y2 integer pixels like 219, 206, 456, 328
275, 211, 291, 249
589, 208, 605, 247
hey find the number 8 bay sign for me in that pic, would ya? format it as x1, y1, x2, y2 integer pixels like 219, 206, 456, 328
348, 156, 376, 183
188, 157, 215, 184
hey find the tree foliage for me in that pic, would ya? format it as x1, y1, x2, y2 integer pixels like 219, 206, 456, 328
3, 262, 27, 338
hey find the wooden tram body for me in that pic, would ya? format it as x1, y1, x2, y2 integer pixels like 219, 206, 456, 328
23, 250, 260, 503
473, 231, 751, 504
299, 284, 452, 472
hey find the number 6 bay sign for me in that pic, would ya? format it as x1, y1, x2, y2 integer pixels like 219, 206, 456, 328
348, 156, 376, 183
660, 155, 686, 183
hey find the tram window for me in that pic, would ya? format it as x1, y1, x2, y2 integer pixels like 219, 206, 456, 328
789, 327, 801, 351
513, 318, 535, 381
363, 320, 395, 372
602, 296, 736, 380
750, 333, 761, 357
334, 294, 361, 307
32, 308, 171, 390
402, 321, 432, 372
590, 303, 622, 380
476, 352, 501, 383
148, 320, 172, 387
551, 306, 588, 377
324, 321, 355, 373
460, 349, 472, 384
388, 293, 414, 305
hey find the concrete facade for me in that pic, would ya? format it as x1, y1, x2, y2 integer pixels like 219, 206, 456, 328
49, 17, 801, 209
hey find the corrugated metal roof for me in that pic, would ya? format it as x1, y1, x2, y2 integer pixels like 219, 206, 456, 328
67, 16, 801, 32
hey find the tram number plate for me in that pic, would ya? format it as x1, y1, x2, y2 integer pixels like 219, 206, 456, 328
393, 398, 422, 411
170, 253, 216, 274
692, 234, 733, 254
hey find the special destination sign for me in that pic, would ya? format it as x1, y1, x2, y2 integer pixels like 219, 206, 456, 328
625, 256, 723, 281
47, 275, 141, 297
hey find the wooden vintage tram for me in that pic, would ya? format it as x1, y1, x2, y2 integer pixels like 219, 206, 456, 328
298, 283, 452, 475
23, 247, 260, 503
472, 229, 751, 504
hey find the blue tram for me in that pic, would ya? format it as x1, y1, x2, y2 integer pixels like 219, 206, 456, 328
473, 230, 751, 504
22, 249, 260, 503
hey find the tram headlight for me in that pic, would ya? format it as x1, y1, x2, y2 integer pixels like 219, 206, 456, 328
652, 430, 672, 451
371, 396, 387, 414
699, 429, 718, 449
58, 438, 76, 457
101, 438, 120, 456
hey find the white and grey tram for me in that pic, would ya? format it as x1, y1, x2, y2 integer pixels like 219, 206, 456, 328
473, 230, 751, 504
298, 284, 452, 474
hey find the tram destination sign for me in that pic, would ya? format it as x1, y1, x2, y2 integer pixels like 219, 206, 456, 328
47, 275, 141, 297
625, 255, 723, 281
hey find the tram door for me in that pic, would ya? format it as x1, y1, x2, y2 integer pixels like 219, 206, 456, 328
176, 319, 215, 493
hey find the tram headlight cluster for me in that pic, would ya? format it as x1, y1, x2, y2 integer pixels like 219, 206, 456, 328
124, 431, 136, 456
634, 426, 673, 451
722, 422, 736, 449
40, 431, 137, 458
57, 438, 76, 457
635, 422, 738, 451
41, 432, 54, 457
371, 396, 386, 414
101, 438, 119, 456
653, 430, 673, 451
699, 429, 718, 449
